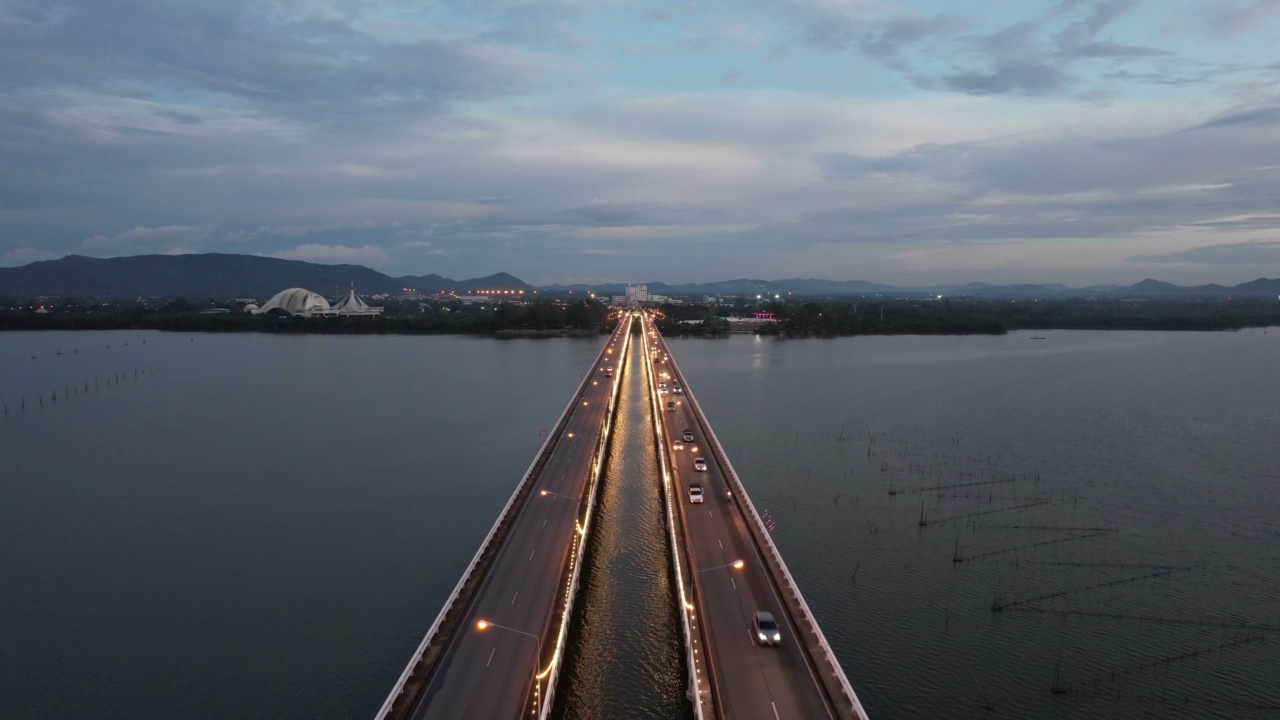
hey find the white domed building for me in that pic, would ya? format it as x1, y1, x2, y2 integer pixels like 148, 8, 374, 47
257, 286, 384, 317
260, 288, 334, 317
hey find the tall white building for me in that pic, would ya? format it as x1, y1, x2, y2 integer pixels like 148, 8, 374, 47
626, 285, 649, 306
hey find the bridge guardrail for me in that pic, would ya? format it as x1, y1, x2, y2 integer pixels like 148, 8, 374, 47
664, 337, 871, 720
375, 320, 627, 720
642, 324, 711, 720
537, 314, 631, 718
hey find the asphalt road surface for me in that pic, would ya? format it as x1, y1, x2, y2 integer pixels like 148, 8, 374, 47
645, 319, 837, 720
408, 318, 630, 719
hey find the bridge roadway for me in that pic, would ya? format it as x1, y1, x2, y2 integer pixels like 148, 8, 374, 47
643, 316, 845, 720
387, 317, 631, 720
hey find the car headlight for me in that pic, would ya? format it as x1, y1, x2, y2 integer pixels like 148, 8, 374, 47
757, 633, 767, 641
772, 633, 781, 641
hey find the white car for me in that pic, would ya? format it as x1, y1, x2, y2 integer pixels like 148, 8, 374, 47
673, 385, 683, 394
688, 485, 704, 504
672, 440, 684, 450
693, 457, 708, 472
682, 430, 695, 442
658, 382, 667, 390
753, 611, 782, 646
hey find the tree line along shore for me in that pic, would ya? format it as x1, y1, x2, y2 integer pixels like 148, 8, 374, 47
1, 296, 1277, 336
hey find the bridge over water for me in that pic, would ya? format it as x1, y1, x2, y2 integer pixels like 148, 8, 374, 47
376, 312, 869, 720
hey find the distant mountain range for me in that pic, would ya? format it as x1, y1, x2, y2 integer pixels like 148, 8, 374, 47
549, 276, 1280, 299
1, 253, 1277, 299
0, 254, 533, 298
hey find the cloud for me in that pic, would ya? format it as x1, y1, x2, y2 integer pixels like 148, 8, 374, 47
2, 0, 1280, 286
564, 200, 724, 225
263, 243, 390, 265
858, 13, 970, 60
1129, 239, 1280, 264
937, 1, 1152, 96
0, 0, 560, 127
0, 247, 59, 267
1187, 105, 1280, 131
81, 224, 219, 254
1204, 0, 1280, 37
768, 0, 1167, 97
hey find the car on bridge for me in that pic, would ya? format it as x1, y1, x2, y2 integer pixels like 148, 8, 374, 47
672, 439, 684, 450
693, 457, 708, 472
688, 484, 704, 504
666, 401, 676, 412
673, 385, 683, 394
682, 429, 695, 442
753, 611, 782, 646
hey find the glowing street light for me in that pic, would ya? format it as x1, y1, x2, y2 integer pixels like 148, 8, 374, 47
539, 489, 577, 502
475, 619, 542, 715
697, 560, 745, 574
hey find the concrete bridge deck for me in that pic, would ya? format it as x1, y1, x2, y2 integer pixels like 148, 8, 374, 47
376, 315, 632, 720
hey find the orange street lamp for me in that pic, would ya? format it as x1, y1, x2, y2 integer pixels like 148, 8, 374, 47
698, 560, 746, 574
539, 489, 577, 502
475, 619, 542, 715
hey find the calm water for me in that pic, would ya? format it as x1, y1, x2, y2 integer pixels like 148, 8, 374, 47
556, 327, 687, 720
2, 328, 1277, 719
669, 329, 1280, 719
0, 331, 604, 719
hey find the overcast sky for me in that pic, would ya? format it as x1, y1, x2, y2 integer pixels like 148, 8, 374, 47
2, 0, 1279, 285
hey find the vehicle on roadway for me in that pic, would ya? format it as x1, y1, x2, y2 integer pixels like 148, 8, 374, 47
667, 401, 676, 412
688, 484, 704, 504
673, 385, 683, 394
753, 611, 782, 646
658, 381, 667, 390
693, 457, 708, 472
682, 429, 695, 442
673, 440, 684, 450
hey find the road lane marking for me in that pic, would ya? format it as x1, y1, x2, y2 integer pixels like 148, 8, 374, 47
487, 648, 496, 667
543, 518, 548, 527
511, 590, 520, 606
529, 550, 536, 560
730, 577, 737, 590
772, 701, 780, 720
718, 539, 723, 549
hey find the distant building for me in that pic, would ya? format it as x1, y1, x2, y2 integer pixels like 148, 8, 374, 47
332, 286, 384, 316
626, 285, 649, 306
259, 288, 333, 316
257, 286, 383, 317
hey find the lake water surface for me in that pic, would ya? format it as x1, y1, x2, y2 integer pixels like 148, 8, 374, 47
1, 328, 1276, 719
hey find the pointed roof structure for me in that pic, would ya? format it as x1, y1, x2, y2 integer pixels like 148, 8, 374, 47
333, 284, 383, 316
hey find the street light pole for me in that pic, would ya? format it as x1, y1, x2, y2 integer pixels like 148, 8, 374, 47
539, 489, 578, 502
697, 560, 746, 574
476, 620, 543, 717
